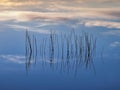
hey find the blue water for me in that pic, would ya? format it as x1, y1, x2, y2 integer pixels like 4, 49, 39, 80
0, 27, 120, 90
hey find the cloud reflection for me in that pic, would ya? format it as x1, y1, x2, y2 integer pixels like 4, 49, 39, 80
0, 0, 119, 10
0, 0, 119, 32
103, 30, 120, 36
84, 20, 120, 29
0, 55, 25, 64
0, 10, 119, 22
110, 41, 120, 47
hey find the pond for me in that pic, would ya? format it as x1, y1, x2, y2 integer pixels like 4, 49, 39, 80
0, 0, 120, 90
0, 26, 120, 90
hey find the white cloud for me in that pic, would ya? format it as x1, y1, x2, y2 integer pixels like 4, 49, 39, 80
0, 9, 120, 22
8, 24, 29, 29
103, 30, 120, 36
0, 55, 25, 64
0, 9, 119, 32
7, 24, 51, 34
0, 54, 58, 64
110, 41, 120, 47
84, 20, 120, 29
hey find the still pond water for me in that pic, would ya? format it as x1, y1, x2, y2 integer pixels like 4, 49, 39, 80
0, 26, 120, 90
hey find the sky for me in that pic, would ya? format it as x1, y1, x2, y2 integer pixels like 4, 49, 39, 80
0, 0, 120, 49
0, 0, 119, 25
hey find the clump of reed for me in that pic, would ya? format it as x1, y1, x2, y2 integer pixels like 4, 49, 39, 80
25, 29, 96, 75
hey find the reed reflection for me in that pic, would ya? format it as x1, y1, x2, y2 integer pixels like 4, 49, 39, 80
25, 30, 96, 76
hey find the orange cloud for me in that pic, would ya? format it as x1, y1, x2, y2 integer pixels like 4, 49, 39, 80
0, 0, 119, 10
0, 8, 119, 22
84, 20, 120, 29
0, 0, 43, 7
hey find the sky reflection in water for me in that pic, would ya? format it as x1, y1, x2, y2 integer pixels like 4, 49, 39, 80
0, 0, 120, 89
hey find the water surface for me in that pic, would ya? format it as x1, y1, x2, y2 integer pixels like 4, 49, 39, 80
0, 0, 120, 90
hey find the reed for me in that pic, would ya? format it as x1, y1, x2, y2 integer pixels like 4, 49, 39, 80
25, 30, 32, 71
25, 29, 97, 75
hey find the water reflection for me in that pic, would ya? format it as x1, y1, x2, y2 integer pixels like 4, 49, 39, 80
25, 30, 96, 76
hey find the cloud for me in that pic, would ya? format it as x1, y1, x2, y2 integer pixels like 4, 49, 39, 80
83, 20, 120, 29
0, 0, 119, 9
110, 41, 120, 47
8, 24, 28, 29
0, 10, 120, 32
0, 0, 120, 23
0, 11, 73, 22
0, 9, 119, 22
0, 0, 43, 7
0, 0, 119, 31
7, 24, 52, 34
0, 55, 25, 64
0, 54, 58, 64
103, 30, 120, 36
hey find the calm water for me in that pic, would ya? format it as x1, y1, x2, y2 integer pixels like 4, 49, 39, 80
0, 27, 120, 90
0, 0, 120, 90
